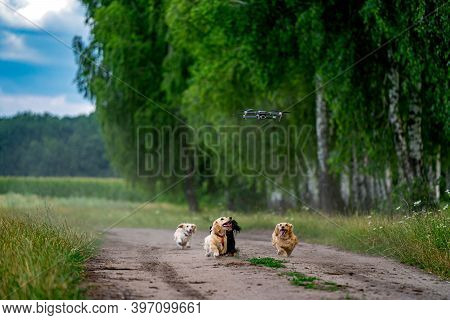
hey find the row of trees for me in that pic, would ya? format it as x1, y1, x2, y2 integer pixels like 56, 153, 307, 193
0, 113, 113, 177
74, 0, 448, 212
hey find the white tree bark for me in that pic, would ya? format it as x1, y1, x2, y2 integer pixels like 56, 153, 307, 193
407, 83, 423, 179
364, 156, 374, 207
385, 166, 392, 195
340, 172, 350, 206
435, 146, 441, 202
316, 75, 329, 175
315, 75, 344, 212
351, 147, 360, 209
387, 51, 414, 183
306, 162, 319, 207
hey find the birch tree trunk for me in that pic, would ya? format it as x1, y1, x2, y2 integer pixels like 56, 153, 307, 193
364, 156, 373, 209
385, 166, 392, 196
182, 135, 199, 212
315, 75, 344, 212
387, 51, 414, 183
340, 172, 350, 208
351, 146, 360, 210
435, 146, 441, 202
407, 83, 424, 179
306, 160, 319, 208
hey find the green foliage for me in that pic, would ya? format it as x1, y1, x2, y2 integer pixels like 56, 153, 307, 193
0, 207, 94, 299
0, 113, 113, 177
248, 257, 286, 269
73, 0, 449, 212
282, 271, 342, 291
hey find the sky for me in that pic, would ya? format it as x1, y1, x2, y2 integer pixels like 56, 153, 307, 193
0, 0, 94, 117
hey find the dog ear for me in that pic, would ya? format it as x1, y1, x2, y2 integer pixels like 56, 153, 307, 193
234, 221, 241, 232
274, 224, 279, 236
212, 221, 221, 234
177, 223, 184, 229
287, 223, 294, 235
192, 224, 197, 233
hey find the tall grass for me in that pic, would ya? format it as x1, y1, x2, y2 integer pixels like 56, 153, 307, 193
0, 207, 94, 299
364, 211, 449, 278
0, 176, 148, 201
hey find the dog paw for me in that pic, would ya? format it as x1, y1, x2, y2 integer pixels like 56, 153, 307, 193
277, 250, 287, 256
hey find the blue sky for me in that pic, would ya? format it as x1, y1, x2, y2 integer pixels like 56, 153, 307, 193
0, 0, 94, 117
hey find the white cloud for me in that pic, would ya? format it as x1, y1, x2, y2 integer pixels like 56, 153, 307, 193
0, 93, 94, 117
0, 0, 88, 36
0, 31, 44, 63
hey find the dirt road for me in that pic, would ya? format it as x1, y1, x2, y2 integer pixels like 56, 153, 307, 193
85, 228, 449, 299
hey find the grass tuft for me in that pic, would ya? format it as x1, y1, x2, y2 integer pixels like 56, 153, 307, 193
248, 257, 286, 268
282, 271, 343, 291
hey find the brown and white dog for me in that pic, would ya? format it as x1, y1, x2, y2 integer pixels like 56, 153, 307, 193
272, 222, 298, 257
174, 223, 197, 249
204, 217, 233, 257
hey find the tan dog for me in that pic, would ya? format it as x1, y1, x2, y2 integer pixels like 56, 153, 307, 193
272, 223, 298, 257
204, 217, 233, 257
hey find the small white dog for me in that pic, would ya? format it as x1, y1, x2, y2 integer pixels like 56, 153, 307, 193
173, 223, 197, 249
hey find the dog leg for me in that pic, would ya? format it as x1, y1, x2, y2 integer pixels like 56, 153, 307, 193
186, 240, 191, 248
276, 245, 288, 257
285, 248, 293, 257
211, 245, 220, 258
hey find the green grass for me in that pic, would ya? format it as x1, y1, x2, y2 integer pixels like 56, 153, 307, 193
248, 257, 286, 268
0, 176, 148, 202
0, 207, 94, 299
282, 272, 343, 291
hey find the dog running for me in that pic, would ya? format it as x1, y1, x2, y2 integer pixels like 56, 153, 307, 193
174, 218, 297, 258
271, 222, 298, 257
207, 218, 241, 256
173, 223, 197, 249
203, 217, 233, 257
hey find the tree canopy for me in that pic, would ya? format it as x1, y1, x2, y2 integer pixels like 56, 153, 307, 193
74, 0, 449, 212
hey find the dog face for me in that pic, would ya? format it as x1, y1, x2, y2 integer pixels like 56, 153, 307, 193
274, 222, 293, 237
212, 216, 233, 234
178, 223, 197, 235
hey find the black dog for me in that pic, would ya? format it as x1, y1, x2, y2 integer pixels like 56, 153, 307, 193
226, 219, 241, 255
209, 219, 241, 255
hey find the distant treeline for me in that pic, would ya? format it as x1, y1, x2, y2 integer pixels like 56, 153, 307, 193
0, 113, 114, 177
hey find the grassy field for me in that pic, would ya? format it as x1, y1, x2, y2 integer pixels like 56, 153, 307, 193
0, 177, 449, 299
0, 176, 149, 202
0, 206, 94, 299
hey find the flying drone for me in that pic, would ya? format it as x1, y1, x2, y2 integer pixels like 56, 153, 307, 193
240, 109, 290, 121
